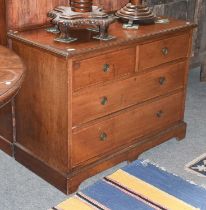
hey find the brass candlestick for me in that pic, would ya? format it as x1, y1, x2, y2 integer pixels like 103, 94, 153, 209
116, 0, 155, 29
47, 0, 116, 43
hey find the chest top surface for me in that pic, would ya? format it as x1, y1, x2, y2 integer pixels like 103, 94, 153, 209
8, 19, 196, 58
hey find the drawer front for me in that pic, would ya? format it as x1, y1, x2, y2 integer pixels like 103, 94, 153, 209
73, 61, 186, 125
73, 47, 136, 91
72, 92, 183, 166
139, 33, 190, 70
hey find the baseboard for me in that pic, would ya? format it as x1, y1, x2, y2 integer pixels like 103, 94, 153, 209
0, 135, 13, 156
14, 144, 68, 194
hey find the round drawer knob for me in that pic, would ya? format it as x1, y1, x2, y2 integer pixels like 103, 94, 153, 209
99, 132, 107, 141
156, 110, 164, 118
159, 76, 166, 85
103, 64, 110, 72
101, 96, 108, 106
162, 47, 169, 56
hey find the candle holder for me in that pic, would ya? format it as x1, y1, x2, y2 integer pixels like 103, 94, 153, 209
116, 0, 155, 29
47, 0, 116, 43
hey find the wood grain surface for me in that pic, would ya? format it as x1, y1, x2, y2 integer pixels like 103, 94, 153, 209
73, 47, 136, 91
93, 0, 128, 11
72, 61, 186, 125
0, 46, 25, 155
8, 19, 196, 58
72, 92, 183, 166
6, 0, 68, 30
0, 0, 7, 45
12, 42, 70, 173
138, 33, 190, 70
0, 46, 25, 107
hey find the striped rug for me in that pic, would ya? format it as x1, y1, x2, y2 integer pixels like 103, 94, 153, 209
51, 160, 206, 210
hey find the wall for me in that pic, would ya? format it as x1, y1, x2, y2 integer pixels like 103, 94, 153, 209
0, 0, 6, 45
6, 0, 68, 30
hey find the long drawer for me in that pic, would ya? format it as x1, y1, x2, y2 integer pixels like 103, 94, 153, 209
72, 92, 183, 166
72, 61, 186, 125
73, 47, 136, 91
138, 33, 190, 71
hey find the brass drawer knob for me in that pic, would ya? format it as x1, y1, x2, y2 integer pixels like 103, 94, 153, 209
103, 63, 110, 72
101, 96, 108, 105
159, 76, 166, 85
99, 132, 107, 141
156, 110, 164, 118
162, 47, 169, 56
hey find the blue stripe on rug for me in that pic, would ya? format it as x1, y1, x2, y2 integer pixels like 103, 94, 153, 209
123, 160, 206, 209
81, 180, 157, 210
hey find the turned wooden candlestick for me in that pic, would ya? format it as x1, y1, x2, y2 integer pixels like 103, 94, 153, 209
70, 0, 93, 12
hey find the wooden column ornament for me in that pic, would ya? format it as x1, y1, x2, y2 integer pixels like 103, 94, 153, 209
70, 0, 93, 12
116, 0, 155, 28
131, 0, 142, 4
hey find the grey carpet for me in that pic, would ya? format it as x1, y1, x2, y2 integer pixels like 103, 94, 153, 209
0, 68, 205, 210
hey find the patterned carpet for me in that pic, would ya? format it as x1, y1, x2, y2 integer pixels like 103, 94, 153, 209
51, 160, 206, 210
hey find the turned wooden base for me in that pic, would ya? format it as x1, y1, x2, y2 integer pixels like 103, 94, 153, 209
14, 122, 186, 194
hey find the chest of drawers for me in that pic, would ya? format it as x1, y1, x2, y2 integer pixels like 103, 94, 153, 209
8, 19, 195, 194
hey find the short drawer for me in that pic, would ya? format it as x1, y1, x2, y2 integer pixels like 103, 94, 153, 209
73, 47, 136, 91
138, 33, 190, 70
72, 92, 183, 166
73, 61, 186, 125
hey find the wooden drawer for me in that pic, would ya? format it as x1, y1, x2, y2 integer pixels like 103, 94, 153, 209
73, 47, 136, 91
73, 61, 186, 125
138, 33, 190, 70
72, 92, 183, 166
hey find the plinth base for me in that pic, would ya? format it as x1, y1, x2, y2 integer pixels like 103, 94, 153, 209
47, 6, 116, 43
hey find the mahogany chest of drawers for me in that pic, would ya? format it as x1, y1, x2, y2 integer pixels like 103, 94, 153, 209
8, 19, 195, 194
